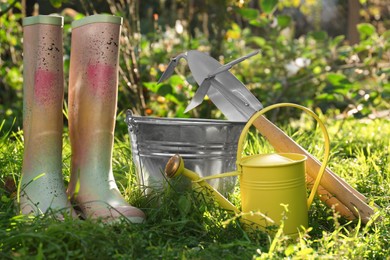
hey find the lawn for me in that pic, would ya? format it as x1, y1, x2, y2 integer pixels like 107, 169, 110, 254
0, 115, 389, 259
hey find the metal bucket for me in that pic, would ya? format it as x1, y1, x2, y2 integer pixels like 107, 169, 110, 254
126, 110, 245, 194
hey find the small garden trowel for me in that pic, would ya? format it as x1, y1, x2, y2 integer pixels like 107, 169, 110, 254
158, 50, 376, 223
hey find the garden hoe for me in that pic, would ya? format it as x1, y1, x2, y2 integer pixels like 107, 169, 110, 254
158, 50, 376, 224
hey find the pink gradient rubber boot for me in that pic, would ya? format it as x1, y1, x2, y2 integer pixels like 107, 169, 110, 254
67, 15, 145, 223
20, 15, 74, 217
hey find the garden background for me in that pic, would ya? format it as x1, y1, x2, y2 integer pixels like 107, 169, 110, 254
1, 0, 389, 258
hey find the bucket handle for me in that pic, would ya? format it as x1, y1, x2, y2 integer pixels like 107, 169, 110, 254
236, 103, 330, 208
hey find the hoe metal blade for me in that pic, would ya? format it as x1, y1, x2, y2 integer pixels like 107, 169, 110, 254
184, 50, 259, 114
186, 50, 263, 121
184, 77, 212, 113
157, 53, 187, 83
208, 50, 259, 78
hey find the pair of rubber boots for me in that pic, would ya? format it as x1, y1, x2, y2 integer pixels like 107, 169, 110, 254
20, 14, 145, 223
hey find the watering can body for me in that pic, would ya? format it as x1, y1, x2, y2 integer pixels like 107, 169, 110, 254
239, 153, 308, 235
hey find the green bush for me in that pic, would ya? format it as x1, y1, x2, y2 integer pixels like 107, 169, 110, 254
0, 0, 388, 130
0, 2, 23, 132
139, 0, 389, 120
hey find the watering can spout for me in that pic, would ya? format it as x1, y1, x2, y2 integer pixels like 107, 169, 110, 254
165, 154, 240, 214
165, 154, 182, 178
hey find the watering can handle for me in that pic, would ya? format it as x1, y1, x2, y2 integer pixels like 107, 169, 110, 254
236, 103, 331, 208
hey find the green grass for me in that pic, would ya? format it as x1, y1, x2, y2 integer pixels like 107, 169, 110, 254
0, 116, 389, 259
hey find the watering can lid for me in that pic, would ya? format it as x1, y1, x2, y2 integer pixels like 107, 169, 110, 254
240, 153, 302, 167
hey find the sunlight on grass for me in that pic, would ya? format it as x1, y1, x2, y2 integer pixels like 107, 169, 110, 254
0, 117, 389, 258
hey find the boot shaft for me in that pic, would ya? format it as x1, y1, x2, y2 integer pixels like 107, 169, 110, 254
68, 14, 123, 133
23, 15, 64, 142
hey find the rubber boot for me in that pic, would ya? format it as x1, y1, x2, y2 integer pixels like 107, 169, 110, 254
20, 15, 74, 216
67, 15, 145, 223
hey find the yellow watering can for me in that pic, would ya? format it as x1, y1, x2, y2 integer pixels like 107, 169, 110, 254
165, 103, 330, 236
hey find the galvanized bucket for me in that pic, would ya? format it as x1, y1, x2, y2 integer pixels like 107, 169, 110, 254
126, 110, 245, 194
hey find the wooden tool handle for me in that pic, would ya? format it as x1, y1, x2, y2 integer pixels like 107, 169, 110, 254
306, 175, 356, 221
252, 115, 375, 223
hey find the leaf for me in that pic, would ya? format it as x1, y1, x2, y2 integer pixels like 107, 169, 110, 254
357, 23, 376, 39
226, 23, 241, 39
277, 15, 291, 28
296, 248, 314, 256
249, 36, 266, 47
334, 87, 349, 95
382, 30, 390, 40
143, 82, 159, 93
316, 93, 336, 101
330, 35, 345, 47
237, 8, 259, 20
260, 0, 278, 14
49, 0, 62, 8
168, 75, 184, 86
178, 195, 191, 217
165, 93, 181, 105
313, 66, 322, 74
310, 31, 327, 41
6, 67, 22, 86
157, 84, 173, 96
249, 19, 263, 27
74, 13, 85, 21
1, 195, 10, 203
284, 244, 295, 256
327, 73, 352, 87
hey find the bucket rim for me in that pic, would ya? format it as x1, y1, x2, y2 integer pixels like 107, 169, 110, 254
126, 112, 246, 126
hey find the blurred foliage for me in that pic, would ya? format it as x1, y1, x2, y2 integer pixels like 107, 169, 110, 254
0, 0, 23, 132
0, 0, 389, 134
223, 2, 390, 120
131, 0, 390, 120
